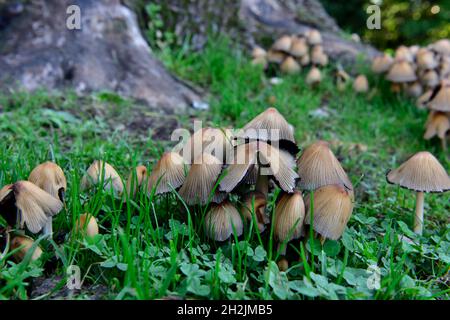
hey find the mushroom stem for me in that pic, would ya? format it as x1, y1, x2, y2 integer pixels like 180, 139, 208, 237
42, 217, 53, 237
414, 191, 425, 235
255, 174, 269, 197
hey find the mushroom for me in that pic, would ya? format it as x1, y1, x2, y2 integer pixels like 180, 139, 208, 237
272, 35, 292, 53
306, 29, 322, 45
353, 75, 369, 93
10, 235, 43, 262
386, 60, 417, 83
306, 67, 321, 86
289, 36, 308, 57
386, 151, 450, 235
371, 54, 394, 74
427, 80, 450, 112
125, 165, 148, 197
204, 201, 243, 241
74, 213, 99, 237
395, 45, 414, 63
421, 69, 439, 88
430, 39, 450, 56
267, 49, 287, 64
220, 141, 298, 196
0, 181, 63, 234
424, 111, 450, 151
81, 160, 124, 195
280, 56, 301, 74
178, 153, 224, 205
148, 152, 187, 196
300, 53, 310, 66
416, 48, 438, 70
297, 141, 353, 191
252, 46, 267, 59
274, 191, 305, 254
304, 184, 354, 243
28, 161, 67, 235
240, 191, 268, 232
406, 81, 423, 98
311, 45, 328, 66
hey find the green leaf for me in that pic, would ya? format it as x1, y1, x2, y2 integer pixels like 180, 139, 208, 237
253, 245, 267, 262
323, 240, 341, 257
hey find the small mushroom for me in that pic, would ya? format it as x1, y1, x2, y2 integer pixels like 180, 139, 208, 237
289, 36, 308, 57
371, 54, 394, 74
272, 35, 292, 53
353, 75, 369, 93
406, 81, 423, 98
416, 48, 438, 70
304, 184, 354, 242
424, 111, 450, 151
311, 45, 328, 66
306, 67, 322, 86
297, 141, 353, 191
386, 151, 450, 235
267, 49, 287, 64
386, 60, 417, 83
81, 160, 124, 194
280, 56, 301, 74
148, 152, 187, 196
240, 191, 268, 232
274, 191, 305, 254
300, 53, 310, 66
10, 235, 43, 262
394, 45, 414, 63
125, 165, 148, 197
421, 69, 439, 88
0, 181, 63, 234
306, 29, 322, 45
74, 213, 99, 237
204, 201, 243, 241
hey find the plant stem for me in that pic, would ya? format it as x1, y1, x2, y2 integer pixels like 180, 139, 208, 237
414, 191, 424, 235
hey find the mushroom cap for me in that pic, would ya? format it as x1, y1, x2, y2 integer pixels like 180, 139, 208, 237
81, 160, 124, 194
267, 49, 287, 64
395, 45, 414, 63
300, 53, 310, 66
0, 181, 63, 234
148, 152, 187, 195
272, 35, 292, 53
421, 70, 440, 88
240, 191, 268, 231
427, 81, 450, 112
252, 46, 267, 59
28, 161, 67, 201
424, 111, 450, 140
306, 67, 321, 85
241, 107, 296, 143
178, 153, 223, 205
274, 191, 305, 243
371, 54, 394, 73
306, 29, 322, 45
11, 235, 42, 262
289, 36, 308, 57
297, 141, 353, 191
430, 39, 450, 55
386, 151, 450, 193
386, 61, 417, 83
353, 75, 369, 93
205, 201, 243, 241
220, 141, 298, 193
74, 213, 99, 237
126, 165, 148, 197
406, 82, 423, 98
280, 56, 301, 74
304, 184, 354, 240
417, 49, 438, 70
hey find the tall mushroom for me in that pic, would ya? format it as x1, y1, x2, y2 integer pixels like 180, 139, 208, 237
148, 152, 187, 196
204, 200, 243, 241
386, 151, 450, 235
81, 160, 124, 195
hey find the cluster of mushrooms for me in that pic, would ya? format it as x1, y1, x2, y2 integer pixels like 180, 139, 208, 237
372, 39, 450, 150
1, 108, 448, 269
251, 30, 369, 93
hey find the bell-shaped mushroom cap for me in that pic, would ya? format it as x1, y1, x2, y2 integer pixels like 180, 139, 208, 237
28, 161, 67, 201
220, 141, 298, 193
430, 39, 450, 55
252, 46, 267, 59
353, 75, 369, 93
421, 70, 440, 88
252, 56, 268, 69
74, 213, 99, 237
424, 112, 450, 140
267, 49, 287, 64
205, 201, 243, 241
148, 152, 186, 195
81, 160, 124, 194
300, 53, 310, 66
417, 49, 438, 70
242, 107, 295, 143
240, 191, 268, 232
181, 127, 232, 164
280, 56, 301, 74
178, 153, 223, 205
395, 45, 414, 62
297, 141, 353, 191
304, 184, 354, 240
306, 29, 322, 45
274, 191, 305, 243
386, 61, 417, 83
427, 80, 450, 112
387, 151, 450, 193
371, 54, 393, 74
306, 67, 321, 85
406, 81, 423, 98
416, 89, 433, 109
126, 165, 148, 197
0, 181, 63, 234
289, 36, 308, 57
11, 235, 43, 262
272, 35, 292, 53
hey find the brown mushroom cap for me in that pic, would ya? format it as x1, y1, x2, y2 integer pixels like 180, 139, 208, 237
252, 46, 267, 59
353, 75, 369, 93
421, 70, 440, 88
280, 56, 301, 74
126, 165, 148, 197
0, 181, 63, 234
371, 54, 394, 74
74, 213, 99, 237
395, 45, 414, 63
300, 53, 310, 66
386, 151, 450, 193
205, 201, 243, 241
148, 152, 187, 195
81, 160, 124, 194
11, 235, 43, 262
306, 29, 322, 45
267, 49, 287, 64
240, 191, 268, 231
406, 82, 423, 98
424, 112, 450, 140
306, 67, 321, 85
304, 184, 354, 240
289, 36, 308, 57
386, 61, 417, 83
417, 49, 438, 70
430, 39, 450, 55
297, 141, 353, 191
178, 153, 223, 205
28, 161, 67, 201
274, 191, 305, 243
427, 80, 450, 112
272, 35, 292, 53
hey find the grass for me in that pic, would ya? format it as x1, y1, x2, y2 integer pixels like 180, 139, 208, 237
0, 37, 449, 300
